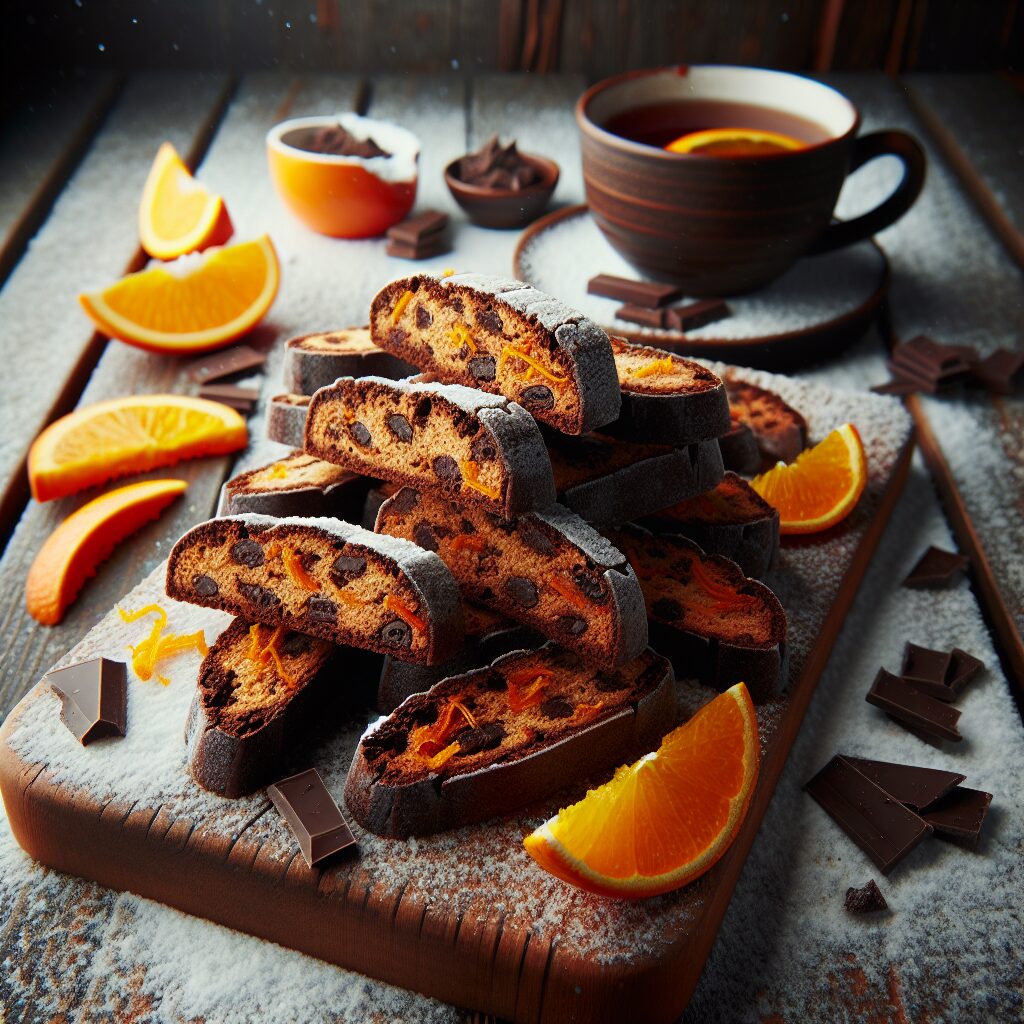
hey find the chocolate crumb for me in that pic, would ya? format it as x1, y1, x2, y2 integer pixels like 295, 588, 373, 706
845, 879, 888, 914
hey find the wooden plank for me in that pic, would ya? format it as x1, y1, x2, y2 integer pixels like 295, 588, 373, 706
828, 72, 1024, 687
0, 69, 121, 288
0, 73, 365, 722
903, 74, 1024, 271
0, 72, 233, 543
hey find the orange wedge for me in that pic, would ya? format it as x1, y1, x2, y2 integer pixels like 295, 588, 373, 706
139, 142, 234, 260
750, 423, 867, 535
79, 235, 279, 354
29, 394, 247, 502
524, 683, 759, 899
26, 479, 187, 625
666, 127, 805, 156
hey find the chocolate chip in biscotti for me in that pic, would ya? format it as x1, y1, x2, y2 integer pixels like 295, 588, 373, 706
237, 582, 280, 610
518, 521, 555, 556
330, 553, 367, 584
571, 569, 607, 603
415, 305, 432, 329
540, 697, 574, 719
307, 596, 338, 622
281, 632, 313, 656
231, 539, 265, 567
504, 576, 539, 608
520, 384, 555, 411
455, 721, 506, 755
379, 618, 413, 650
468, 355, 496, 381
413, 521, 440, 552
476, 308, 504, 336
193, 574, 220, 597
305, 375, 557, 519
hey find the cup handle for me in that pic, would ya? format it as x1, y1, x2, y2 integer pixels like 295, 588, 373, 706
807, 130, 926, 254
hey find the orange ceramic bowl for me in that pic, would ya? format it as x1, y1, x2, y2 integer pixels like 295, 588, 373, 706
266, 114, 419, 238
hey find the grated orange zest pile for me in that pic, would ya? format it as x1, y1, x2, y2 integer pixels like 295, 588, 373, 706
119, 603, 207, 682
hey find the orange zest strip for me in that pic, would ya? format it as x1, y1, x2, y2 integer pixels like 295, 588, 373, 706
246, 623, 297, 687
118, 603, 168, 626
410, 697, 477, 766
628, 356, 674, 378
423, 741, 460, 771
282, 546, 320, 591
450, 533, 488, 553
688, 558, 757, 610
384, 593, 426, 632
441, 268, 455, 278
120, 603, 206, 682
447, 323, 477, 354
505, 669, 552, 712
336, 590, 366, 607
548, 575, 592, 612
575, 701, 605, 720
459, 460, 500, 500
391, 289, 414, 324
498, 345, 567, 384
265, 541, 282, 560
269, 463, 289, 479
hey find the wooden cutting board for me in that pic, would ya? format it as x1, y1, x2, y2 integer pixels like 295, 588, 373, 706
0, 367, 912, 1024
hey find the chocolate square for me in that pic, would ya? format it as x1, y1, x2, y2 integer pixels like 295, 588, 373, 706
900, 642, 955, 700
946, 647, 985, 696
268, 768, 357, 867
866, 668, 962, 742
922, 787, 992, 848
46, 658, 128, 745
187, 345, 267, 384
903, 546, 969, 588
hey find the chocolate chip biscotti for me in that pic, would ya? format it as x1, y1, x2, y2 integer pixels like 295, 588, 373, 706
375, 487, 648, 666
369, 272, 620, 434
284, 327, 417, 395
345, 644, 675, 837
305, 375, 556, 518
166, 515, 464, 665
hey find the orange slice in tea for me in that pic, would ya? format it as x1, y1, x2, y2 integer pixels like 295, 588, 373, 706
524, 683, 759, 899
26, 479, 187, 625
750, 423, 867, 535
666, 127, 805, 156
79, 235, 279, 354
139, 142, 234, 260
29, 394, 247, 502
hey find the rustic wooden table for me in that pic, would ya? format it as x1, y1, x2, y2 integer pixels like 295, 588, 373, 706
0, 71, 1021, 1023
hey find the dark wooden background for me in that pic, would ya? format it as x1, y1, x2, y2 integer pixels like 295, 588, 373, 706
4, 0, 1022, 90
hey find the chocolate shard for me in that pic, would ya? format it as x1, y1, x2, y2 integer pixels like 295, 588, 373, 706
267, 768, 357, 867
866, 668, 962, 742
842, 755, 965, 811
804, 755, 933, 874
900, 642, 955, 700
586, 274, 682, 309
903, 546, 969, 589
844, 879, 888, 914
616, 303, 667, 329
386, 210, 448, 246
890, 334, 975, 384
386, 236, 450, 261
871, 379, 919, 396
187, 344, 267, 384
947, 647, 985, 697
198, 384, 260, 412
971, 348, 1024, 394
666, 298, 731, 333
46, 658, 128, 745
921, 786, 993, 848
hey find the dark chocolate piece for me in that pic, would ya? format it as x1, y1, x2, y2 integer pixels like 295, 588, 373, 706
586, 274, 682, 309
267, 768, 357, 867
615, 303, 667, 329
198, 384, 260, 412
386, 236, 450, 261
901, 642, 955, 700
921, 787, 993, 848
866, 668, 962, 742
804, 755, 933, 874
891, 335, 975, 381
844, 879, 888, 914
871, 379, 918, 396
842, 756, 965, 810
456, 135, 540, 190
187, 345, 267, 384
885, 359, 940, 394
46, 658, 127, 745
666, 298, 731, 332
386, 210, 448, 246
971, 348, 1024, 394
903, 546, 969, 588
947, 647, 985, 697
309, 124, 389, 158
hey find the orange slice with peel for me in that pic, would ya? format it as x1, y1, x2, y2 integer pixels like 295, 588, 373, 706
26, 479, 187, 625
524, 683, 759, 899
79, 235, 279, 354
29, 394, 247, 502
666, 127, 805, 156
750, 423, 867, 535
139, 142, 234, 260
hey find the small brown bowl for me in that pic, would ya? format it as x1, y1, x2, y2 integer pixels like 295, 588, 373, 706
444, 154, 559, 229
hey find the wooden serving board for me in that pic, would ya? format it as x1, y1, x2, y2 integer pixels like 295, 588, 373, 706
0, 368, 912, 1024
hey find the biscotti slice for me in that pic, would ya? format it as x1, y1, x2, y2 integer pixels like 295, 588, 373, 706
268, 393, 310, 447
727, 377, 808, 466
642, 472, 781, 578
375, 487, 648, 666
284, 326, 417, 395
369, 271, 620, 434
718, 418, 762, 475
608, 526, 787, 702
546, 431, 724, 528
345, 644, 674, 837
187, 618, 340, 797
166, 515, 464, 665
605, 337, 731, 444
378, 603, 538, 713
218, 451, 373, 521
305, 375, 556, 518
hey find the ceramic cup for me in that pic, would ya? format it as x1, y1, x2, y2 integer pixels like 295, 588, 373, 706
577, 65, 926, 296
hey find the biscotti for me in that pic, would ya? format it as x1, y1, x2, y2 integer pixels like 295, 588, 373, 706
377, 603, 537, 713
375, 487, 648, 666
344, 644, 675, 837
605, 337, 731, 444
186, 618, 340, 797
166, 515, 464, 665
369, 272, 620, 434
547, 431, 724, 528
217, 451, 372, 521
607, 526, 787, 702
642, 472, 780, 578
727, 377, 808, 466
284, 327, 417, 395
268, 393, 311, 448
305, 375, 556, 518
